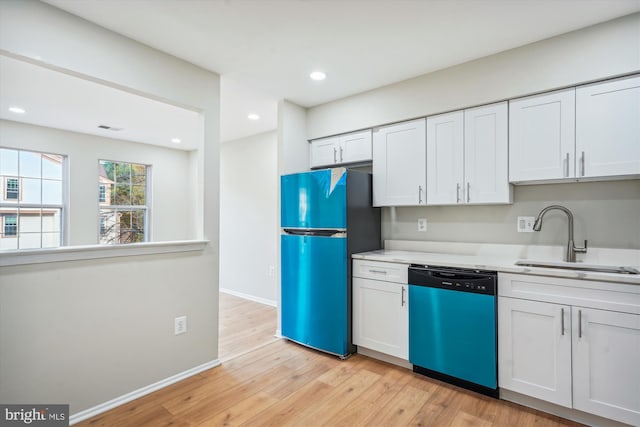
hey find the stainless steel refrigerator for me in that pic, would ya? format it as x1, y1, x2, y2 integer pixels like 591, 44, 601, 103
280, 167, 381, 357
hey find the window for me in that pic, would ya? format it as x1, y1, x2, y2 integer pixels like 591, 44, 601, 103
99, 160, 148, 244
3, 214, 17, 237
98, 185, 106, 203
0, 148, 65, 250
5, 178, 19, 200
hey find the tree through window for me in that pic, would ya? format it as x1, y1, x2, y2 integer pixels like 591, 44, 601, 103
99, 160, 148, 244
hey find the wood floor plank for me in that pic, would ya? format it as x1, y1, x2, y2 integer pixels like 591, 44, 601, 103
238, 380, 334, 427
195, 391, 278, 427
371, 384, 430, 426
280, 368, 382, 427
449, 410, 494, 427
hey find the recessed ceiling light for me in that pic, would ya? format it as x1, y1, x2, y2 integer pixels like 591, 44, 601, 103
8, 106, 26, 114
171, 138, 181, 144
310, 71, 326, 81
248, 113, 260, 121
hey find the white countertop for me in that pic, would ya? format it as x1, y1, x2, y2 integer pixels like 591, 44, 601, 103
353, 245, 640, 285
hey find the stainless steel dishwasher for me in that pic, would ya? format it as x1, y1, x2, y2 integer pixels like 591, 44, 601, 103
408, 264, 498, 397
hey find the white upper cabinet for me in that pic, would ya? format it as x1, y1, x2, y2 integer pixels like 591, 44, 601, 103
509, 88, 576, 182
427, 103, 511, 205
372, 119, 426, 207
576, 75, 640, 178
464, 102, 511, 204
310, 130, 372, 169
426, 111, 464, 204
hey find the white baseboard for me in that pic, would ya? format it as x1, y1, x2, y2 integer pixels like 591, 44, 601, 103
274, 330, 282, 338
69, 359, 220, 425
220, 288, 277, 307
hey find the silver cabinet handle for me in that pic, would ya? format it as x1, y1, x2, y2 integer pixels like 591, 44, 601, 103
418, 185, 423, 204
564, 153, 570, 177
369, 269, 387, 274
578, 309, 583, 338
561, 308, 565, 335
401, 286, 406, 307
580, 151, 585, 176
466, 182, 470, 203
339, 146, 343, 162
456, 183, 461, 203
333, 147, 337, 163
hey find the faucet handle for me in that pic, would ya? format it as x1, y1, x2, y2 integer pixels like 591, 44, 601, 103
575, 240, 588, 253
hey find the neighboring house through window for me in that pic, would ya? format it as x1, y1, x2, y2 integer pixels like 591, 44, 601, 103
0, 147, 65, 250
99, 160, 149, 244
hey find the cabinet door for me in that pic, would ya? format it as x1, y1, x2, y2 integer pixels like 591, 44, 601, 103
353, 278, 408, 359
426, 111, 464, 205
498, 297, 572, 407
372, 119, 426, 207
509, 88, 576, 182
572, 307, 640, 426
464, 102, 511, 204
309, 136, 338, 168
339, 130, 372, 164
576, 75, 640, 178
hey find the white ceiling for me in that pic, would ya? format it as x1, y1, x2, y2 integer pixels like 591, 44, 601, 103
9, 0, 640, 144
0, 55, 203, 150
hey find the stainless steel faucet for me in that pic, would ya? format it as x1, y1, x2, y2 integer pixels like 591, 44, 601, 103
533, 205, 588, 262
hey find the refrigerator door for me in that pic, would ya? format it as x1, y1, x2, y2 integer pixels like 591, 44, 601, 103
281, 233, 348, 356
281, 168, 347, 229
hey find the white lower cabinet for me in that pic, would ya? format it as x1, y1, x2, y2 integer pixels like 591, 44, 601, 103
572, 307, 640, 426
352, 259, 408, 359
498, 273, 640, 426
498, 297, 572, 407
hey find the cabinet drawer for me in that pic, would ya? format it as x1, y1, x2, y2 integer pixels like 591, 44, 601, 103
353, 259, 408, 283
498, 273, 640, 314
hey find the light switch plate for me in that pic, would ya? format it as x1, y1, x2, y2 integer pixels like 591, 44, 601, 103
418, 218, 427, 232
174, 316, 187, 335
517, 216, 535, 233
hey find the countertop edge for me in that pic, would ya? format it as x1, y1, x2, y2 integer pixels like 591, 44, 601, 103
353, 251, 640, 285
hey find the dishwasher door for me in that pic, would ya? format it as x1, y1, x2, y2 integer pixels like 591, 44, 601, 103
408, 265, 498, 397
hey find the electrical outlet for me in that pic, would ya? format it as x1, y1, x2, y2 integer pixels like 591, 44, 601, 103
517, 216, 535, 233
417, 218, 427, 232
268, 266, 276, 277
174, 316, 187, 335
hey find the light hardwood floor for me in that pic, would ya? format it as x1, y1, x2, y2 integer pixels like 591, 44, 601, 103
218, 292, 278, 361
76, 296, 583, 427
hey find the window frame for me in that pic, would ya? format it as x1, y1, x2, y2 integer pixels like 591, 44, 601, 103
97, 159, 151, 245
4, 177, 21, 201
98, 184, 106, 203
0, 147, 67, 249
2, 214, 18, 237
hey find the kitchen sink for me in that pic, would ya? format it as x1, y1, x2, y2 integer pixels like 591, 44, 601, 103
514, 260, 640, 275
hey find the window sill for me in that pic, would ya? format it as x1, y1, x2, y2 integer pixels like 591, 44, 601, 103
0, 240, 209, 267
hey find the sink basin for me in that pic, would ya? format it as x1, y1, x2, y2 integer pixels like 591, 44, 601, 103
514, 260, 640, 275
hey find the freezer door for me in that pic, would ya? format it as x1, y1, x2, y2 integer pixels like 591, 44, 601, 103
281, 168, 347, 229
281, 233, 348, 356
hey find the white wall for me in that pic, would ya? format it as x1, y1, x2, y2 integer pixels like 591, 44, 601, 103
307, 13, 640, 139
0, 0, 220, 417
220, 131, 278, 304
0, 120, 194, 245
